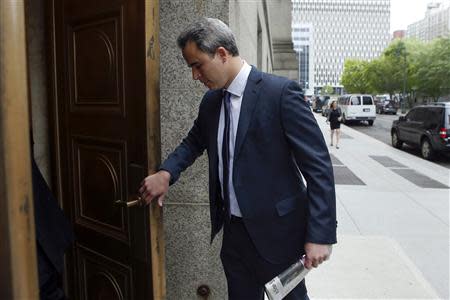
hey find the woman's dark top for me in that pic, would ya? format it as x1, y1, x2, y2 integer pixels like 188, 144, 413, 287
329, 108, 341, 130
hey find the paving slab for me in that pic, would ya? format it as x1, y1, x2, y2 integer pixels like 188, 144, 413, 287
310, 114, 449, 299
307, 235, 441, 299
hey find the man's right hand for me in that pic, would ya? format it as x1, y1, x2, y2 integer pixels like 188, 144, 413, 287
139, 170, 171, 206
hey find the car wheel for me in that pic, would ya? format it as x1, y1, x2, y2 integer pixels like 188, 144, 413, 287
391, 131, 403, 149
421, 138, 435, 160
368, 120, 374, 126
342, 114, 347, 124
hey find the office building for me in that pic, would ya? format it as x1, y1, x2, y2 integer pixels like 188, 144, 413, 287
292, 0, 391, 95
406, 1, 450, 42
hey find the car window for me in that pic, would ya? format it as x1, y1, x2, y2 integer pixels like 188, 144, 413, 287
447, 108, 450, 127
414, 108, 427, 122
406, 109, 417, 121
362, 96, 373, 105
351, 96, 360, 105
426, 107, 444, 128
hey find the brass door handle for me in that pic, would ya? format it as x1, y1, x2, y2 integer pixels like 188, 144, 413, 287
115, 197, 142, 207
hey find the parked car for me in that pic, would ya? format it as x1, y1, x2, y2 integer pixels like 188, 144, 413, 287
321, 98, 331, 117
312, 97, 323, 113
321, 97, 337, 117
376, 100, 398, 114
391, 102, 450, 160
337, 94, 376, 125
304, 96, 313, 107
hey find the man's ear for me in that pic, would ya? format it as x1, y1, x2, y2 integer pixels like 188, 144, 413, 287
216, 47, 229, 63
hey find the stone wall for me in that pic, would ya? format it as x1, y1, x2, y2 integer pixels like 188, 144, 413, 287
159, 1, 229, 299
26, 0, 50, 183
160, 1, 292, 298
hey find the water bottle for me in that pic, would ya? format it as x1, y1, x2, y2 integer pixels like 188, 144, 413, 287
264, 256, 309, 300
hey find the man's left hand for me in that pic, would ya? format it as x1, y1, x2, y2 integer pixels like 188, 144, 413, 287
304, 243, 332, 269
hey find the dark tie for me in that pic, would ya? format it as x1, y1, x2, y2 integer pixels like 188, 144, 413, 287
222, 91, 231, 217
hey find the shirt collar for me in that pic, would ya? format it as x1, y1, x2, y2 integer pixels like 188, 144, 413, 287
225, 61, 251, 98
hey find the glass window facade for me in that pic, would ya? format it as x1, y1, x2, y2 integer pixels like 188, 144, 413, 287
292, 0, 390, 95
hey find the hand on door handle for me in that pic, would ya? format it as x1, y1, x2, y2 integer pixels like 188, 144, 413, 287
115, 197, 142, 207
139, 170, 170, 207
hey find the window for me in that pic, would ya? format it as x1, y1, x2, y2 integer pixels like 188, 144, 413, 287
406, 109, 418, 122
425, 107, 444, 128
362, 96, 373, 105
414, 108, 428, 123
351, 96, 361, 105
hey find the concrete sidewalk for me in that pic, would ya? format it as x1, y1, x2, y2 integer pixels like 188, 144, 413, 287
307, 114, 449, 299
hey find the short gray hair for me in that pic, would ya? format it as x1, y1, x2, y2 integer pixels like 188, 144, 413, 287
177, 18, 239, 57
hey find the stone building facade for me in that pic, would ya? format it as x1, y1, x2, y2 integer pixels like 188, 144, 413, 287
406, 1, 450, 42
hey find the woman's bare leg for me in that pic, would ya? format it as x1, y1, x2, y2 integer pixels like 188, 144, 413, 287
336, 128, 341, 148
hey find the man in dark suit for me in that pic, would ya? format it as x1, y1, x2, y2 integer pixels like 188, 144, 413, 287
140, 18, 336, 299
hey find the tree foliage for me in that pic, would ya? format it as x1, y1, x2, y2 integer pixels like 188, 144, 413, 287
322, 84, 334, 95
340, 37, 449, 101
414, 38, 450, 100
341, 59, 372, 93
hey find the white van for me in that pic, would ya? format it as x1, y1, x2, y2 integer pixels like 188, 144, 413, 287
337, 94, 376, 126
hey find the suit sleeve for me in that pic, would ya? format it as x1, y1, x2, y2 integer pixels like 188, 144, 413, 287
280, 81, 337, 244
159, 98, 207, 185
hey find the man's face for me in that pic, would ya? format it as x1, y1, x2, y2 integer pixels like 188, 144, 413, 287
182, 41, 228, 90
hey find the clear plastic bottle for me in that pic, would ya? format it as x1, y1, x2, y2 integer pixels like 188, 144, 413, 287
264, 256, 309, 300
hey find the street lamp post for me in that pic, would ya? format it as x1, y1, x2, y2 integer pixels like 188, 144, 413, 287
402, 50, 407, 113
397, 41, 408, 114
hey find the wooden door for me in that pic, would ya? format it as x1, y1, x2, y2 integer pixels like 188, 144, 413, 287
49, 0, 159, 298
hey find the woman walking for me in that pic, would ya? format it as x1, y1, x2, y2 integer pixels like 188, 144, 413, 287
327, 100, 342, 149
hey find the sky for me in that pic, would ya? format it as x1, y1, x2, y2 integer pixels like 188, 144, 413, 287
390, 0, 450, 33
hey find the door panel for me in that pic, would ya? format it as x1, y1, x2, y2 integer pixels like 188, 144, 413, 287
78, 245, 132, 300
402, 109, 420, 144
50, 0, 153, 299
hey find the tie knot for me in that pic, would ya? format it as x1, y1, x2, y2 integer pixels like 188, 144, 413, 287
223, 90, 231, 103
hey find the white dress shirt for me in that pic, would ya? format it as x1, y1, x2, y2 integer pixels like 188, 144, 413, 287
217, 61, 252, 217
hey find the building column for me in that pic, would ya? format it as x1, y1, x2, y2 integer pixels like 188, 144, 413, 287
272, 41, 299, 81
0, 1, 38, 299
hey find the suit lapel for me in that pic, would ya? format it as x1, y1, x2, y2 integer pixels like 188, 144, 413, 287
234, 67, 263, 160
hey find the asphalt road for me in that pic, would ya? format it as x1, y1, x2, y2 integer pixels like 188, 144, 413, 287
337, 113, 450, 169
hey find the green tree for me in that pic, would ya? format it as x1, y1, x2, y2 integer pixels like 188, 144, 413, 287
322, 84, 334, 95
339, 38, 449, 102
369, 39, 426, 106
381, 40, 409, 96
366, 56, 399, 99
415, 38, 450, 101
341, 59, 372, 93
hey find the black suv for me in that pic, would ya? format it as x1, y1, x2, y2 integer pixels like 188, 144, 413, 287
376, 100, 398, 114
391, 103, 450, 160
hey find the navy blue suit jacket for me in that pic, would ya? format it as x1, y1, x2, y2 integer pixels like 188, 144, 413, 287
32, 158, 74, 283
161, 67, 336, 264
